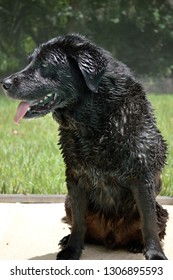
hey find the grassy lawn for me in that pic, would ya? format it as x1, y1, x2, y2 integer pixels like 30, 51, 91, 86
149, 95, 173, 196
0, 93, 173, 196
0, 95, 66, 194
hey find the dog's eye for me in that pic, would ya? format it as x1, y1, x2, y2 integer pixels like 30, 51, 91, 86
41, 62, 49, 68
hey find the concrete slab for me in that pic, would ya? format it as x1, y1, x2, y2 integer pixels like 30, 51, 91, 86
0, 203, 172, 260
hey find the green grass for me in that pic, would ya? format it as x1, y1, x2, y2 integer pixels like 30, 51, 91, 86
0, 95, 66, 194
149, 94, 173, 196
0, 93, 173, 195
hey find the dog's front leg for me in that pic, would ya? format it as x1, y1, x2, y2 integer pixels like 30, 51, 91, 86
131, 176, 167, 260
57, 176, 87, 260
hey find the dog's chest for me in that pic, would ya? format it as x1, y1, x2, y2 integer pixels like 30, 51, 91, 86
59, 128, 134, 214
87, 170, 134, 215
59, 125, 126, 168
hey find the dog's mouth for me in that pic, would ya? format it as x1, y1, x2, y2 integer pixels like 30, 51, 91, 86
14, 93, 58, 124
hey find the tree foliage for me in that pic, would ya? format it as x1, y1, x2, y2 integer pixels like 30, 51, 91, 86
0, 0, 173, 77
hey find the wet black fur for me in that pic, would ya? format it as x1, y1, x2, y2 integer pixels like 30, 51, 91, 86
2, 34, 168, 260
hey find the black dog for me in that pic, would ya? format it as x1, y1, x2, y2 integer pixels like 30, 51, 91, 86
1, 34, 168, 260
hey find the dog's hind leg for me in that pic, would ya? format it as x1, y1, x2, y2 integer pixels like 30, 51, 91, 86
58, 234, 71, 249
131, 176, 167, 260
156, 201, 169, 240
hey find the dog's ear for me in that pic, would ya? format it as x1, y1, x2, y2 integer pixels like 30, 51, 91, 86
71, 50, 107, 93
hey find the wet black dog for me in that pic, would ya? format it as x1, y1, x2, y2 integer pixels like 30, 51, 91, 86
1, 34, 168, 260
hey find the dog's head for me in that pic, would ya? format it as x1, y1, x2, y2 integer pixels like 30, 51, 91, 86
1, 34, 107, 123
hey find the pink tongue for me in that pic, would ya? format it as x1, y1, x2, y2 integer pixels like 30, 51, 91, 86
14, 101, 30, 124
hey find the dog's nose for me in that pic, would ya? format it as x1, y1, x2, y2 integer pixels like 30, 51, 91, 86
2, 78, 13, 90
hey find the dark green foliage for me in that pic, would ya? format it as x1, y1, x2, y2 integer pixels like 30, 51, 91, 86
0, 0, 173, 77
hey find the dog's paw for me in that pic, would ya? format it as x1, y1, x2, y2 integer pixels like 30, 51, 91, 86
144, 249, 167, 260
127, 241, 143, 254
58, 234, 70, 248
56, 247, 81, 260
